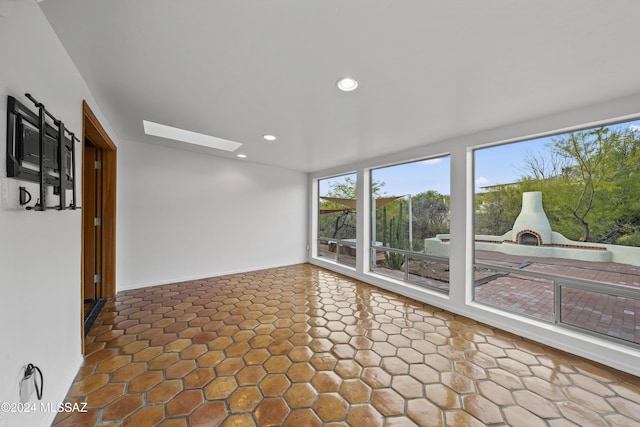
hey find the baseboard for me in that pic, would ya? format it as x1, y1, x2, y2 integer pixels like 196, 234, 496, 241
116, 260, 308, 292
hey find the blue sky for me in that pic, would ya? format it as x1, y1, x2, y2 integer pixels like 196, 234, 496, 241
320, 120, 640, 198
474, 137, 548, 192
475, 120, 640, 192
318, 158, 451, 198
372, 157, 451, 197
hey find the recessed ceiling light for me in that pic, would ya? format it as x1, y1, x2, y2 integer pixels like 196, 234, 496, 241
337, 77, 359, 92
143, 120, 242, 152
263, 134, 277, 141
237, 154, 247, 158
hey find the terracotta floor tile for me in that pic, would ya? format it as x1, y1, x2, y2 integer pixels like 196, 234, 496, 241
477, 379, 516, 405
254, 397, 289, 426
84, 348, 117, 364
128, 370, 164, 393
221, 414, 256, 427
226, 341, 251, 357
285, 383, 317, 408
216, 357, 246, 375
122, 405, 165, 427
165, 359, 196, 379
204, 376, 238, 400
406, 398, 444, 427
73, 365, 96, 381
310, 352, 338, 371
197, 350, 225, 367
557, 401, 609, 427
82, 342, 106, 355
237, 365, 268, 385
183, 367, 215, 388
228, 386, 262, 412
346, 404, 384, 427
192, 331, 216, 344
339, 379, 372, 403
54, 264, 640, 427
382, 356, 410, 375
133, 346, 163, 362
244, 348, 271, 365
425, 383, 461, 409
165, 338, 192, 352
259, 373, 290, 396
283, 408, 322, 427
312, 371, 342, 393
111, 361, 147, 382
287, 362, 316, 382
391, 375, 424, 399
314, 393, 348, 422
189, 401, 228, 427
120, 339, 149, 355
263, 355, 292, 373
53, 410, 99, 427
84, 383, 125, 408
362, 366, 393, 389
513, 389, 561, 418
101, 394, 144, 422
166, 389, 204, 417
462, 394, 503, 424
148, 352, 179, 370
355, 349, 382, 367
67, 374, 110, 396
147, 379, 183, 403
372, 388, 406, 416
445, 411, 484, 427
441, 371, 475, 394
180, 340, 209, 359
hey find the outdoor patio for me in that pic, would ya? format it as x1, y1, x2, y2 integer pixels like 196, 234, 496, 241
318, 244, 640, 345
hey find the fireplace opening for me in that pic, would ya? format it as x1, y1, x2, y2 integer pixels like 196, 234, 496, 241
519, 232, 540, 246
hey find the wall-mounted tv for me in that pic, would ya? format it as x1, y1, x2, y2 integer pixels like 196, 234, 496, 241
6, 94, 78, 210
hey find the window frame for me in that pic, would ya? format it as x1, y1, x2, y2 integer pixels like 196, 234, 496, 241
471, 117, 640, 348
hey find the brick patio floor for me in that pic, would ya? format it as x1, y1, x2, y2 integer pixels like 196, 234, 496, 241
321, 244, 640, 344
475, 251, 640, 344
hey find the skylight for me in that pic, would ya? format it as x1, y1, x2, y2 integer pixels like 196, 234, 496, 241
143, 120, 242, 152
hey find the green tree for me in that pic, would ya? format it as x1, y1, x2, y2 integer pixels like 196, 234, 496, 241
411, 191, 450, 249
522, 126, 640, 242
475, 185, 522, 236
319, 177, 385, 239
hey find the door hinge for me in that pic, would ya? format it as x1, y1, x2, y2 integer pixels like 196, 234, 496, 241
95, 161, 102, 170
94, 274, 102, 284
94, 217, 102, 226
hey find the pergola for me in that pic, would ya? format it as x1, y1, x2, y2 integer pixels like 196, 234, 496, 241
319, 195, 413, 249
319, 196, 404, 214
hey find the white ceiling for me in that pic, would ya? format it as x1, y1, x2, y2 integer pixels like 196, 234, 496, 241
40, 0, 640, 173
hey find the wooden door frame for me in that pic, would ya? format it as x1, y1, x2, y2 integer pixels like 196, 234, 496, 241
81, 100, 117, 349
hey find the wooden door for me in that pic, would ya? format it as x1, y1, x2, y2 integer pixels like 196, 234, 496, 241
82, 143, 103, 303
81, 100, 117, 351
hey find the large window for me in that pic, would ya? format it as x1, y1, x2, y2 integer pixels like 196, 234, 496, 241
473, 120, 640, 344
370, 157, 451, 294
317, 173, 358, 267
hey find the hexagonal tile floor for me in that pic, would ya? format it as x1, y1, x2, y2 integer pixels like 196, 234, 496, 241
54, 264, 640, 426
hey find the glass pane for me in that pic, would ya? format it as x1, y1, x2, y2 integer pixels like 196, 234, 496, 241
318, 173, 358, 266
370, 156, 451, 294
561, 287, 640, 344
474, 119, 640, 333
474, 265, 554, 321
370, 248, 405, 280
406, 256, 449, 294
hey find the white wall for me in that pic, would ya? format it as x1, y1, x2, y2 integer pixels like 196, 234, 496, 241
0, 3, 116, 426
309, 93, 640, 376
117, 139, 308, 290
